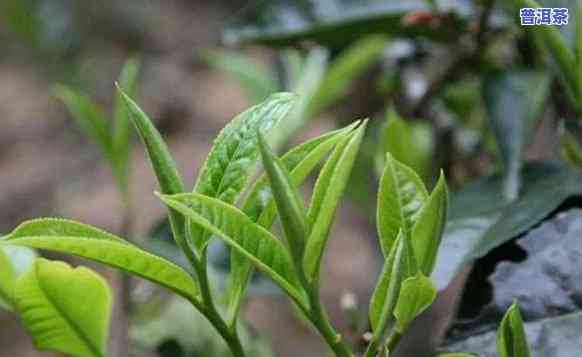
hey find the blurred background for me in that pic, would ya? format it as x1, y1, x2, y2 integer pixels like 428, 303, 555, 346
1, 0, 582, 356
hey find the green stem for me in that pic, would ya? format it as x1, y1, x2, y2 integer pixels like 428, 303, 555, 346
301, 277, 352, 357
194, 254, 246, 357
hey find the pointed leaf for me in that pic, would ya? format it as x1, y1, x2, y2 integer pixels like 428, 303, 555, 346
227, 123, 358, 321
369, 234, 406, 333
2, 219, 199, 302
303, 121, 367, 282
497, 302, 530, 357
117, 87, 188, 253
15, 258, 111, 357
159, 193, 307, 306
393, 274, 437, 332
112, 58, 140, 190
54, 85, 113, 162
377, 153, 428, 257
257, 131, 307, 264
191, 92, 297, 250
412, 172, 449, 276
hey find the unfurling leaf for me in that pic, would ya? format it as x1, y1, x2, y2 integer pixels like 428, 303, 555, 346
411, 171, 449, 276
2, 219, 199, 302
15, 258, 111, 357
191, 92, 297, 251
257, 130, 307, 265
369, 234, 406, 333
158, 193, 307, 306
393, 274, 437, 332
377, 153, 428, 257
227, 123, 358, 322
497, 302, 530, 357
303, 121, 367, 282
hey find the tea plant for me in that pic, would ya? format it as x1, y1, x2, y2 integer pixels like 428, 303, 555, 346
0, 86, 539, 357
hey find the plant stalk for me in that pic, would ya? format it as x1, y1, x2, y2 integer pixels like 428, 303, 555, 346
194, 254, 246, 357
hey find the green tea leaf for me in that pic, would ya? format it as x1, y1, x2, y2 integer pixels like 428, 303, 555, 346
497, 302, 530, 357
369, 234, 406, 333
377, 153, 428, 257
303, 121, 367, 282
393, 274, 436, 332
15, 258, 111, 357
227, 123, 357, 321
202, 50, 278, 103
309, 35, 388, 114
54, 85, 113, 163
376, 109, 433, 183
257, 131, 307, 265
412, 172, 448, 276
2, 219, 199, 302
117, 86, 189, 254
191, 93, 297, 251
158, 193, 307, 306
112, 58, 140, 191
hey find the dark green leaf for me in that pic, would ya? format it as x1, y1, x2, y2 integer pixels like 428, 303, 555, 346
483, 70, 549, 201
15, 258, 111, 357
223, 1, 469, 46
432, 162, 582, 289
303, 121, 367, 282
2, 219, 200, 302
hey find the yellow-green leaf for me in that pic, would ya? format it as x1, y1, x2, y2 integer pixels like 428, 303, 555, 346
15, 258, 111, 357
393, 274, 437, 332
2, 219, 199, 302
